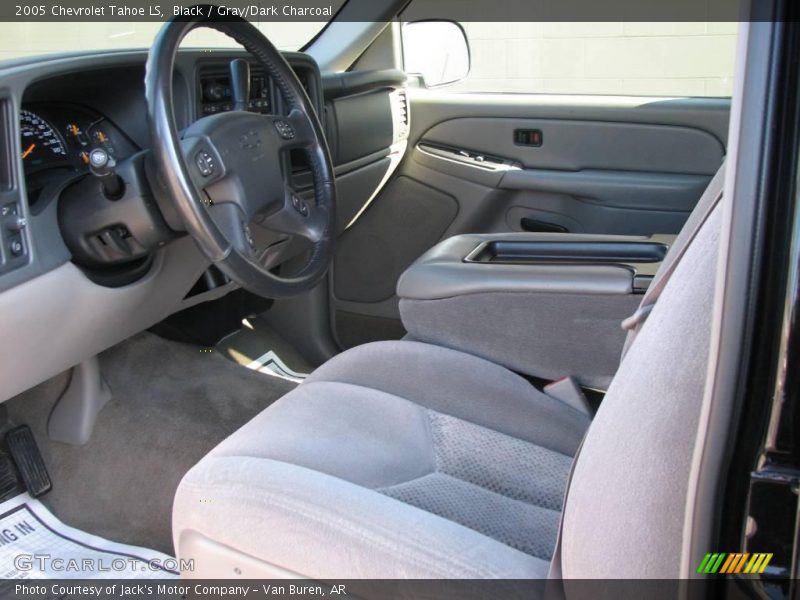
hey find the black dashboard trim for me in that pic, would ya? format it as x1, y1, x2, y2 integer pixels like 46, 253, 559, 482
322, 68, 407, 100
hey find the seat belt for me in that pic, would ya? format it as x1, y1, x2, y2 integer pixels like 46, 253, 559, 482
620, 163, 726, 358
545, 163, 726, 588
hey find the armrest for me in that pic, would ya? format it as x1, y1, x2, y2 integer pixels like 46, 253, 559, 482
398, 232, 673, 300
398, 232, 674, 390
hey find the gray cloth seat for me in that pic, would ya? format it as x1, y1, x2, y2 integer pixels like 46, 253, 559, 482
173, 168, 724, 579
173, 341, 590, 578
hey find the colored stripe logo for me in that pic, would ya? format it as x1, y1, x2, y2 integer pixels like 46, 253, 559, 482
697, 552, 773, 574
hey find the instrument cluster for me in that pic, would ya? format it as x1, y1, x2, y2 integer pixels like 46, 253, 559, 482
20, 104, 137, 202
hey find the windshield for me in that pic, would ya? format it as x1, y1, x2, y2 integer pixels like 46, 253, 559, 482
0, 21, 331, 61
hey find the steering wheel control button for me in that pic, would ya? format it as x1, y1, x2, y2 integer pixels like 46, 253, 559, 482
291, 195, 309, 217
195, 151, 215, 177
274, 120, 295, 140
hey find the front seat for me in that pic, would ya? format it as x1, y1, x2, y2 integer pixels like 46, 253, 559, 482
173, 168, 725, 579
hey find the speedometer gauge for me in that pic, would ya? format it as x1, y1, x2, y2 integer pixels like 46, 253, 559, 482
20, 109, 68, 171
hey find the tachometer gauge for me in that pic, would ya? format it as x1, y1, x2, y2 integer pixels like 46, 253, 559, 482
20, 109, 68, 171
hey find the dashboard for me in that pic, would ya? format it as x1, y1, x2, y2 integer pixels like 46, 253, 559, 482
18, 54, 322, 208
0, 47, 408, 405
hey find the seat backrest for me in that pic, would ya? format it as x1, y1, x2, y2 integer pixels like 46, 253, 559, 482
620, 164, 726, 355
559, 177, 724, 578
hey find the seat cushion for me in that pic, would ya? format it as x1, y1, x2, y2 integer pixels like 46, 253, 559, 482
173, 341, 590, 579
306, 340, 589, 456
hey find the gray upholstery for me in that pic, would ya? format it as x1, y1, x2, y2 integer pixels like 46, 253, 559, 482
621, 163, 725, 355
174, 181, 724, 580
305, 341, 589, 455
400, 292, 640, 390
379, 411, 572, 559
561, 204, 722, 578
174, 342, 589, 578
396, 230, 648, 389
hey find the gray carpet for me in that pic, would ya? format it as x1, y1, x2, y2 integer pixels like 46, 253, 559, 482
5, 331, 297, 555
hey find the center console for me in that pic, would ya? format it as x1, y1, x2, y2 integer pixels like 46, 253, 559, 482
195, 52, 322, 119
397, 232, 673, 390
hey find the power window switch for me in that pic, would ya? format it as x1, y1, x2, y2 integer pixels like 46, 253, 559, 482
514, 129, 543, 147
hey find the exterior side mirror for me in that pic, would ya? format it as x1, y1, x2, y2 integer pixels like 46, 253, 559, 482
402, 20, 470, 88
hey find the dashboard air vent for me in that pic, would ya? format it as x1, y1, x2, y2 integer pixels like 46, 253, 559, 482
391, 89, 409, 141
397, 90, 408, 126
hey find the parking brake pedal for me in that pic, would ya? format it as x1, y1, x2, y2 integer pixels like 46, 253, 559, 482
6, 426, 51, 497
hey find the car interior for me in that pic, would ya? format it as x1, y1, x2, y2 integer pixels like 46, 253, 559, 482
0, 0, 795, 588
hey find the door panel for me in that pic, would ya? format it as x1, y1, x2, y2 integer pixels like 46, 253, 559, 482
410, 92, 731, 145
413, 145, 712, 213
421, 117, 724, 174
329, 91, 730, 348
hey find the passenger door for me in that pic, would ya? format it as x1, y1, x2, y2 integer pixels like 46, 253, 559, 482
329, 20, 735, 348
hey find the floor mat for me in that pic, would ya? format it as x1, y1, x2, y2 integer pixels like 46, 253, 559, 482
5, 332, 297, 555
244, 350, 309, 383
0, 493, 177, 579
217, 316, 313, 378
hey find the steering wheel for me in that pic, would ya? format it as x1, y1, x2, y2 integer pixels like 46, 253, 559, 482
145, 11, 335, 298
